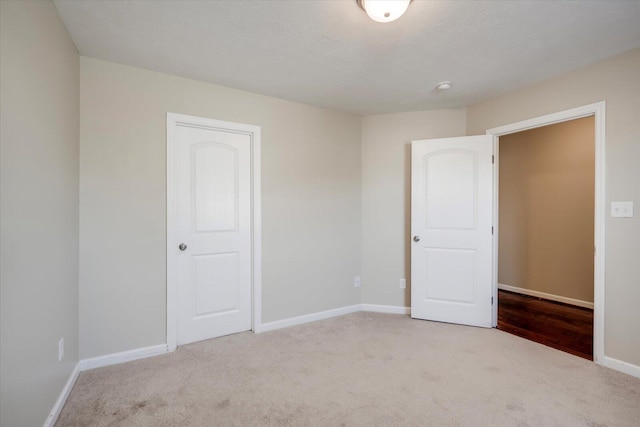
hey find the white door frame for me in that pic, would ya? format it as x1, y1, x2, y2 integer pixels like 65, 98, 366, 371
166, 113, 262, 351
486, 101, 605, 364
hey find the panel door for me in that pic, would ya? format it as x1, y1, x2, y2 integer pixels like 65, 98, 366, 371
411, 136, 493, 327
174, 124, 252, 345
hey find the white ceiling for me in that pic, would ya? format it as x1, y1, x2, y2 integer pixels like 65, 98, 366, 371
54, 0, 640, 115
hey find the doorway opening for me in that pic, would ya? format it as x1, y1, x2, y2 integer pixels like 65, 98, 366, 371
487, 103, 605, 362
495, 116, 595, 359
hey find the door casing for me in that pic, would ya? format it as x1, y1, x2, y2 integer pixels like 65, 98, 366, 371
486, 101, 605, 364
166, 113, 262, 351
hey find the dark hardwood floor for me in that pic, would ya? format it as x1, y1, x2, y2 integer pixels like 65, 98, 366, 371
497, 290, 594, 360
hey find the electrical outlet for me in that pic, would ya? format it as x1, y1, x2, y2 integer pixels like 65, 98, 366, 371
58, 338, 64, 362
354, 276, 361, 288
611, 201, 633, 218
399, 278, 406, 289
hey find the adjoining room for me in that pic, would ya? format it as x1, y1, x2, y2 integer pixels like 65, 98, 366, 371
496, 117, 595, 360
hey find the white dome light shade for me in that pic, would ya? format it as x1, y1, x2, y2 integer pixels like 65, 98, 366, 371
358, 0, 412, 23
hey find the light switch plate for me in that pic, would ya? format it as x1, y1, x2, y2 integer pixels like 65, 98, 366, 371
611, 201, 633, 218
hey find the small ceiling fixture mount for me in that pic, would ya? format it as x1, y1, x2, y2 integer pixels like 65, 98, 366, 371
437, 81, 453, 91
357, 0, 413, 23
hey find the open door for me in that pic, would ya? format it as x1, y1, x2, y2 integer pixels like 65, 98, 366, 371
411, 136, 493, 327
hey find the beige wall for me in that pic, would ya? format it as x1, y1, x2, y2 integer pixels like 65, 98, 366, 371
0, 1, 80, 425
468, 48, 640, 366
79, 57, 362, 359
498, 117, 595, 303
361, 109, 467, 307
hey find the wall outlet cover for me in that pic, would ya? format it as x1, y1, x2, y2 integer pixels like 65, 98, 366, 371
354, 276, 361, 288
611, 201, 633, 218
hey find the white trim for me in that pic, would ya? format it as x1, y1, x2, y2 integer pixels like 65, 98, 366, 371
79, 344, 169, 371
498, 284, 594, 309
485, 103, 602, 135
492, 140, 500, 328
252, 124, 263, 335
166, 114, 178, 352
486, 101, 605, 364
602, 356, 640, 379
255, 305, 361, 333
166, 113, 262, 351
43, 363, 80, 427
361, 304, 411, 315
256, 304, 411, 333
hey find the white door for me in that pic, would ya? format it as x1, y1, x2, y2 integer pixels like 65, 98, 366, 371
171, 118, 253, 345
411, 136, 493, 327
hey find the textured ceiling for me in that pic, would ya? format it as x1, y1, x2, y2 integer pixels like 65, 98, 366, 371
54, 0, 640, 115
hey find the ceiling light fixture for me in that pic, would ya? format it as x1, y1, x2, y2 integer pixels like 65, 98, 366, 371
437, 81, 452, 91
357, 0, 413, 23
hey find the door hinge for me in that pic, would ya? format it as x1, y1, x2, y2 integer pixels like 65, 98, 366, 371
491, 296, 494, 305
491, 226, 494, 235
492, 155, 495, 164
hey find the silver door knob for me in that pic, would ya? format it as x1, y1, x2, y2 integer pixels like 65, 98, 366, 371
179, 243, 187, 251
413, 236, 420, 242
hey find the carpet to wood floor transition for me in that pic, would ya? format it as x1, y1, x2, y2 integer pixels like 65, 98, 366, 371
57, 312, 639, 427
497, 289, 594, 360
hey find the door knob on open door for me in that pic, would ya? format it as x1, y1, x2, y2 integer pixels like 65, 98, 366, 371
413, 236, 420, 242
179, 243, 187, 251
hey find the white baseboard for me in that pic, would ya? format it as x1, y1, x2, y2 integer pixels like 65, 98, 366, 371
79, 344, 169, 371
361, 304, 411, 315
601, 356, 640, 379
255, 304, 361, 333
43, 363, 80, 427
498, 283, 594, 309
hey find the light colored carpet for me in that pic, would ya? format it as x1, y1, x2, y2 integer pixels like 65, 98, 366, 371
57, 312, 640, 426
